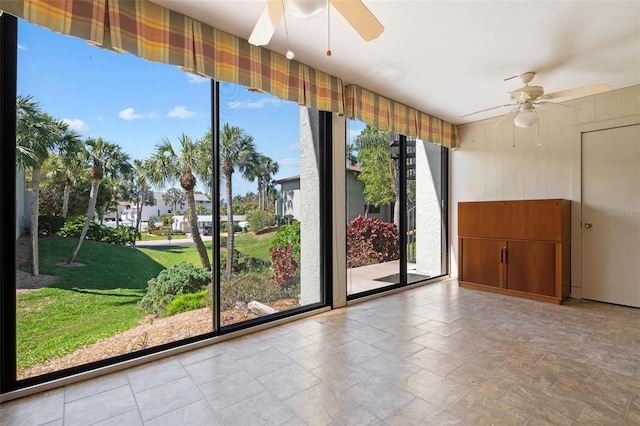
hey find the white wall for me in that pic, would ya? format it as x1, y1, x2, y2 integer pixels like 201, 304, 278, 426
450, 84, 640, 297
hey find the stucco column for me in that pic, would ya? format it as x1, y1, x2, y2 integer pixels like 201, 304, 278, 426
416, 140, 442, 277
299, 107, 321, 305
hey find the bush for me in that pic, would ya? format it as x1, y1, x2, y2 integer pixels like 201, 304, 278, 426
248, 210, 275, 232
220, 222, 241, 233
38, 215, 65, 235
139, 262, 211, 315
149, 226, 183, 237
271, 222, 300, 261
220, 250, 270, 274
346, 216, 399, 268
270, 244, 298, 288
57, 217, 136, 246
164, 291, 208, 316
219, 272, 299, 311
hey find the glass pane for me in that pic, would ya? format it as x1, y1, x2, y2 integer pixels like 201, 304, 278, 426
15, 20, 213, 380
346, 120, 400, 295
218, 83, 322, 327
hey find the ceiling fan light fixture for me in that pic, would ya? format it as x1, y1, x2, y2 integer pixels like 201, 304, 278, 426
514, 108, 538, 128
283, 0, 328, 18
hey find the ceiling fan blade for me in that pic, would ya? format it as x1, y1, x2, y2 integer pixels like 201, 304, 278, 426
534, 100, 579, 111
330, 0, 384, 41
248, 0, 284, 46
543, 84, 611, 100
491, 108, 518, 130
460, 103, 515, 118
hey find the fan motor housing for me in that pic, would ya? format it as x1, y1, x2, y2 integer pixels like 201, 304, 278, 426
510, 85, 545, 102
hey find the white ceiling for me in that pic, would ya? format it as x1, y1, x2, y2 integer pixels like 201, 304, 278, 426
151, 0, 640, 125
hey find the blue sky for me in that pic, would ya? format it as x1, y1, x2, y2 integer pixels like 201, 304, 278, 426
17, 19, 309, 197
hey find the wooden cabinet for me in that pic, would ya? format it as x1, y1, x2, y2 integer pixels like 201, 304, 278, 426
458, 199, 570, 304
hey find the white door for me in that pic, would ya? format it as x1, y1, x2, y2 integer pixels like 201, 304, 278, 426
582, 124, 640, 308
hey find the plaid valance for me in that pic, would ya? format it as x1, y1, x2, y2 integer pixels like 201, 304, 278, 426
345, 85, 459, 148
0, 0, 344, 114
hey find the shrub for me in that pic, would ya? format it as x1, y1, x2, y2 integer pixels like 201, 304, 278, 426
220, 250, 270, 274
271, 222, 300, 261
248, 210, 275, 232
219, 272, 299, 311
57, 217, 136, 246
346, 216, 399, 268
164, 290, 208, 317
139, 262, 211, 315
270, 244, 298, 288
220, 222, 241, 233
38, 215, 65, 235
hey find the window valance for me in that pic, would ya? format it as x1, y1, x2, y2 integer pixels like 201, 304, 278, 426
345, 84, 459, 148
0, 0, 344, 114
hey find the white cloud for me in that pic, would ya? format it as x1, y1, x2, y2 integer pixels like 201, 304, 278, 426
146, 111, 160, 120
286, 143, 299, 151
62, 118, 89, 134
187, 74, 209, 84
278, 158, 298, 166
167, 106, 196, 119
17, 44, 27, 51
119, 107, 143, 121
226, 98, 282, 110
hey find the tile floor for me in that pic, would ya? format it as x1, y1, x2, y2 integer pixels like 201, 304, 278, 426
2, 278, 640, 425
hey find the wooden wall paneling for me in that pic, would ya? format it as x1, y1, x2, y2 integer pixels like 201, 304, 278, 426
595, 91, 624, 122
502, 123, 526, 200
485, 121, 505, 200
546, 107, 573, 198
622, 85, 640, 116
457, 124, 487, 201
523, 110, 549, 200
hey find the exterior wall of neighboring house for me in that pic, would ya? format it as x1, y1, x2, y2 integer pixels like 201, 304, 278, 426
275, 176, 300, 219
117, 191, 211, 224
451, 84, 640, 299
172, 215, 214, 234
276, 168, 391, 223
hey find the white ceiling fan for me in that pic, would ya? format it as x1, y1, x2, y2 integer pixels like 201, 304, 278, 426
462, 72, 611, 128
248, 0, 384, 49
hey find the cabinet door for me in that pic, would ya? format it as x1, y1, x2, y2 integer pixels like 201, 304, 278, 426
506, 241, 556, 296
461, 238, 504, 287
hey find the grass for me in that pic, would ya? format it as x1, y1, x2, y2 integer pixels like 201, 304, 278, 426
139, 232, 188, 241
233, 231, 275, 261
17, 232, 271, 371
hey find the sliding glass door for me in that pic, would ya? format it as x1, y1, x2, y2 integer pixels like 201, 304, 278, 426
346, 120, 447, 298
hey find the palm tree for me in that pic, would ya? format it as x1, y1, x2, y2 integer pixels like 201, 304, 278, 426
45, 148, 86, 218
67, 138, 132, 264
99, 175, 130, 225
216, 124, 256, 279
129, 159, 154, 235
16, 95, 80, 275
144, 134, 212, 270
246, 154, 279, 211
162, 187, 186, 213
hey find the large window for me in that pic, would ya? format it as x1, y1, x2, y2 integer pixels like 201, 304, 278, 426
217, 84, 325, 329
3, 15, 329, 390
346, 120, 447, 298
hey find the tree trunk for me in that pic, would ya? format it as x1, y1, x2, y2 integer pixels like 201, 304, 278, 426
135, 193, 143, 240
225, 170, 234, 280
68, 178, 100, 264
30, 166, 41, 276
187, 188, 211, 270
62, 177, 71, 219
100, 202, 107, 225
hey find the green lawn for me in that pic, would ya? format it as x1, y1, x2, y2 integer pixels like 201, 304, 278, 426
234, 231, 275, 261
17, 233, 271, 371
139, 232, 188, 241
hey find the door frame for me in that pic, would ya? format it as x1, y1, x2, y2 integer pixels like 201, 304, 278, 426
570, 114, 640, 298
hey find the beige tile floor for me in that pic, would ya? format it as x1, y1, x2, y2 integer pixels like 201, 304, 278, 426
2, 278, 640, 425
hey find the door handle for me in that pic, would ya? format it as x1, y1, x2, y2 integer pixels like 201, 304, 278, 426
584, 222, 593, 229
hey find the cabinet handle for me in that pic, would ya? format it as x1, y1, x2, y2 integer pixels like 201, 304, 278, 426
500, 248, 504, 263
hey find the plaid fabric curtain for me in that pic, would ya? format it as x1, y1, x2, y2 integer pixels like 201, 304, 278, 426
345, 84, 459, 148
0, 0, 344, 114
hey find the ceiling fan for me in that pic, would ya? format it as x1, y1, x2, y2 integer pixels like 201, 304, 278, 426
462, 72, 611, 128
248, 0, 384, 51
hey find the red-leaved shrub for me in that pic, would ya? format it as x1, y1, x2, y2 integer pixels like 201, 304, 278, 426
270, 244, 298, 287
347, 216, 399, 268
